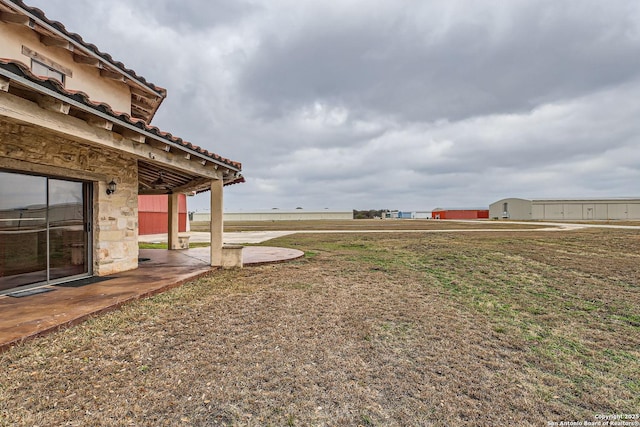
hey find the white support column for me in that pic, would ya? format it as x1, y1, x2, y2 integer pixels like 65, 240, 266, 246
168, 193, 180, 250
210, 179, 224, 266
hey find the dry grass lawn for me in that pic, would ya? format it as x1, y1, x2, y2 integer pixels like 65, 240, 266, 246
0, 227, 638, 426
213, 219, 544, 232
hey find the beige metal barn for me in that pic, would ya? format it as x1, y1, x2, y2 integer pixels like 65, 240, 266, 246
489, 198, 640, 220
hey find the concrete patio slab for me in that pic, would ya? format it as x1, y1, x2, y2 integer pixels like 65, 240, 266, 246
139, 231, 298, 244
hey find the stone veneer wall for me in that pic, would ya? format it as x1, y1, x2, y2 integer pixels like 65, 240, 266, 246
0, 121, 139, 276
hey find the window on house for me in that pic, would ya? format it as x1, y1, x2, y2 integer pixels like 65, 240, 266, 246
31, 59, 65, 84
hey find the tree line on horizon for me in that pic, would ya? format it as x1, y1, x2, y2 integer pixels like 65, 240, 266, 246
353, 209, 387, 219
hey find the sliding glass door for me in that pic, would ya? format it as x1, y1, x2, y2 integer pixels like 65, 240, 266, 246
0, 171, 91, 292
48, 179, 88, 282
0, 173, 47, 290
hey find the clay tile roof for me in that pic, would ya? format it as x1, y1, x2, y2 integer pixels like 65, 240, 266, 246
0, 59, 242, 172
5, 0, 166, 97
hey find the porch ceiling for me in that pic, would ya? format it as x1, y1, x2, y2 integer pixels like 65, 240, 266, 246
138, 160, 213, 195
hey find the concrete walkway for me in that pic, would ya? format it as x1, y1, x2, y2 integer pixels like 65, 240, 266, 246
138, 246, 304, 266
139, 220, 640, 248
139, 231, 298, 244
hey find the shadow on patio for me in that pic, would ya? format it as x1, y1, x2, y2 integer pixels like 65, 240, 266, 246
0, 246, 303, 351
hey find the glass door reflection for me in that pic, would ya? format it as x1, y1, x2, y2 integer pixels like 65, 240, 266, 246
0, 172, 48, 291
0, 172, 91, 292
48, 179, 88, 281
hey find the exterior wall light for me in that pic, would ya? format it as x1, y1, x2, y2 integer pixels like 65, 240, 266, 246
106, 180, 117, 195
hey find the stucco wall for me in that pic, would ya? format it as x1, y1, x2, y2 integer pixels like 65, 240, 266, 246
0, 23, 131, 114
0, 120, 138, 275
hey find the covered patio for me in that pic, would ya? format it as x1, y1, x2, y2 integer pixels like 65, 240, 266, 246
0, 1, 250, 294
0, 245, 304, 351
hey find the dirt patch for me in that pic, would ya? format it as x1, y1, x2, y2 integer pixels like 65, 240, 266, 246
0, 229, 638, 426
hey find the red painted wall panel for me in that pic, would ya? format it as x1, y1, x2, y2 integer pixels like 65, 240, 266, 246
138, 213, 187, 235
138, 195, 187, 213
431, 210, 489, 219
138, 195, 187, 235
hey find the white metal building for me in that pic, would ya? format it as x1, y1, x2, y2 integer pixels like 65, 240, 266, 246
490, 198, 640, 220
193, 210, 354, 222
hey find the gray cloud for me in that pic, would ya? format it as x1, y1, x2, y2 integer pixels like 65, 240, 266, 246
26, 0, 640, 211
240, 0, 640, 122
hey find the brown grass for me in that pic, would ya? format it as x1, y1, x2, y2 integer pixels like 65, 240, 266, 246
213, 219, 543, 232
0, 228, 638, 426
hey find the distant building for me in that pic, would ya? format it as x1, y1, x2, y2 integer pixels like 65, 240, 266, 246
138, 195, 188, 235
383, 210, 432, 219
192, 210, 353, 222
431, 208, 489, 220
413, 211, 432, 219
384, 210, 399, 219
490, 198, 640, 220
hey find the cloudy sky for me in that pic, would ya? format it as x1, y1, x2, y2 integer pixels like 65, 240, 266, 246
28, 0, 640, 211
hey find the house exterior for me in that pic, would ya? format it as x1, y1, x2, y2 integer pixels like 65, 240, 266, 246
490, 198, 640, 220
0, 0, 243, 294
431, 208, 489, 220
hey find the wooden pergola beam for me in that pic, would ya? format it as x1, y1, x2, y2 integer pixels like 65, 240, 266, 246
172, 177, 211, 194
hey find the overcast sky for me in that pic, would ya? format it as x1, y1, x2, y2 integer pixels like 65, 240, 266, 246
28, 0, 640, 211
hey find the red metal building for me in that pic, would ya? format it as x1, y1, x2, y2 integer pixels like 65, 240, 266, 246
431, 208, 489, 220
138, 195, 187, 235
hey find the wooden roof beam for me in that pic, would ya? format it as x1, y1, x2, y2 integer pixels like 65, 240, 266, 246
172, 177, 212, 194
131, 98, 153, 111
132, 94, 154, 105
99, 68, 125, 82
0, 76, 9, 92
120, 129, 146, 144
73, 53, 100, 67
130, 86, 160, 101
40, 34, 71, 49
0, 11, 30, 25
36, 95, 70, 114
85, 116, 113, 131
